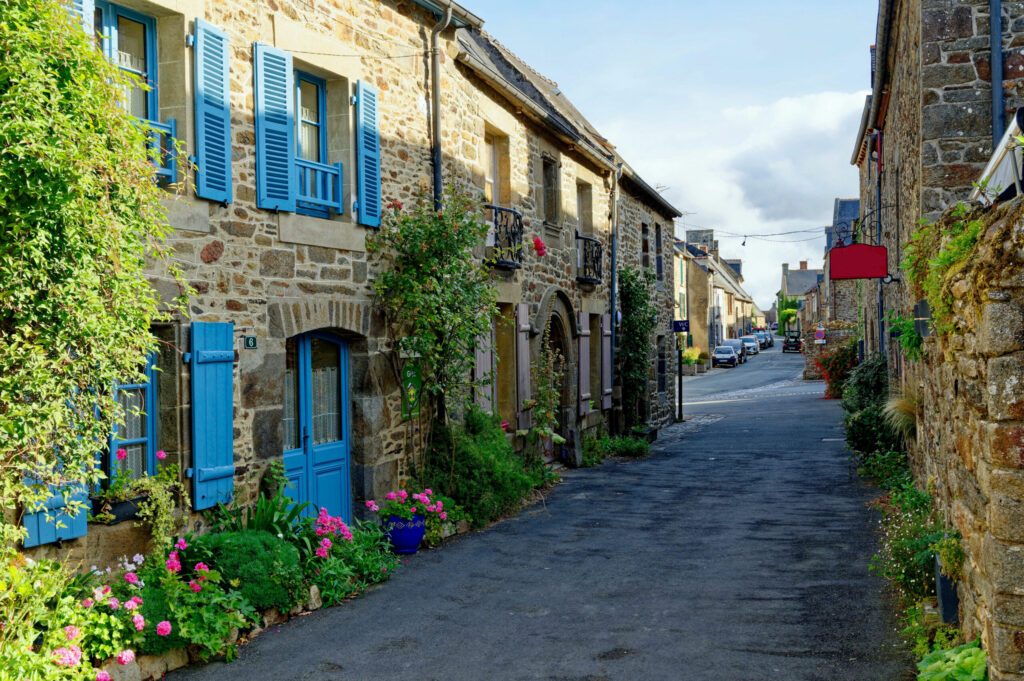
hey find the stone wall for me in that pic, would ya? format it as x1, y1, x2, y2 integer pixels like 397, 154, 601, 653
910, 202, 1024, 680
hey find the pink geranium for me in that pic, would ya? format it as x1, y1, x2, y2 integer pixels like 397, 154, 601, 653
63, 625, 80, 641
116, 448, 127, 461
156, 621, 172, 637
175, 537, 188, 550
107, 597, 120, 610
194, 562, 210, 573
365, 500, 380, 512
116, 649, 135, 665
124, 571, 139, 585
385, 491, 397, 501
156, 449, 167, 460
188, 580, 202, 593
132, 614, 145, 631
96, 672, 112, 681
81, 598, 94, 608
166, 551, 181, 573
439, 511, 448, 520
53, 645, 82, 667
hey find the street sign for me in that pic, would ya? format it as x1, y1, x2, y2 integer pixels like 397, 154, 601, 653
672, 319, 689, 333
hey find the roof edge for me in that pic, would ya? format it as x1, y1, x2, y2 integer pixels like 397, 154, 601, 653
620, 166, 683, 218
410, 0, 483, 29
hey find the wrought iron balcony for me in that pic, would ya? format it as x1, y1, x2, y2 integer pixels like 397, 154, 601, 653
576, 232, 603, 284
296, 158, 344, 214
485, 204, 524, 269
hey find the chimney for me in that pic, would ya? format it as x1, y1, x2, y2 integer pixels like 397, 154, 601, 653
699, 244, 708, 253
799, 261, 808, 270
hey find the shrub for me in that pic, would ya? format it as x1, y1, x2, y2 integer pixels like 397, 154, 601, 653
618, 266, 657, 428
842, 354, 890, 414
815, 338, 858, 398
845, 403, 903, 456
581, 434, 607, 467
602, 436, 650, 458
208, 487, 309, 538
188, 531, 304, 612
858, 449, 911, 489
870, 481, 943, 607
329, 520, 399, 589
421, 407, 544, 528
136, 581, 186, 656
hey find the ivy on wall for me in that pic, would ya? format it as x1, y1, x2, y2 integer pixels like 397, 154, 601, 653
618, 266, 656, 429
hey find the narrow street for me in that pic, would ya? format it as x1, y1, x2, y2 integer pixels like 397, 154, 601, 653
172, 346, 908, 681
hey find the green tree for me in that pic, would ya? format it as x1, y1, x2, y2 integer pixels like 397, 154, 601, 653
0, 0, 183, 547
618, 266, 657, 429
778, 295, 800, 331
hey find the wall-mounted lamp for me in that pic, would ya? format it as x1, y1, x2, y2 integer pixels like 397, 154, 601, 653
881, 274, 901, 285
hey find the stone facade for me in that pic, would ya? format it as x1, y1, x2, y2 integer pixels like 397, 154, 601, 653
853, 1, 1024, 677
26, 0, 680, 566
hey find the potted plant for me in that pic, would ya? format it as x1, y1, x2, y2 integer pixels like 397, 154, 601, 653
365, 488, 447, 555
92, 452, 149, 524
932, 535, 965, 625
696, 351, 710, 373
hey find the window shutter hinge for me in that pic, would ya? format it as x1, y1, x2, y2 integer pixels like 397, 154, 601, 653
185, 467, 194, 478
350, 95, 357, 105
182, 352, 191, 364
185, 33, 195, 48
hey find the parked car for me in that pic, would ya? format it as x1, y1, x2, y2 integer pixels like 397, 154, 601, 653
764, 332, 774, 347
722, 338, 747, 363
754, 332, 768, 349
712, 346, 738, 367
742, 338, 759, 355
782, 331, 802, 353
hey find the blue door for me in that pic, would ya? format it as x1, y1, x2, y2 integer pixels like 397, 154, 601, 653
282, 333, 351, 521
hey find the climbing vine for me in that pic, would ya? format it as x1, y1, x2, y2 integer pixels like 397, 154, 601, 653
520, 329, 565, 462
618, 266, 657, 429
0, 0, 185, 548
886, 311, 923, 361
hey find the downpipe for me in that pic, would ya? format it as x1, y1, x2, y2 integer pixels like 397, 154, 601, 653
430, 4, 453, 210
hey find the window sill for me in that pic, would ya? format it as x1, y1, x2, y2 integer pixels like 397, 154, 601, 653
278, 213, 366, 252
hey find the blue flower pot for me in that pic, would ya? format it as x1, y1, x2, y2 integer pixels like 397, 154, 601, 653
386, 514, 426, 554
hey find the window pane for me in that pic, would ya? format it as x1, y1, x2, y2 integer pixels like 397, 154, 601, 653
310, 339, 341, 445
299, 80, 320, 123
483, 136, 495, 202
116, 387, 147, 479
117, 17, 147, 74
118, 444, 147, 480
300, 122, 320, 162
283, 340, 300, 451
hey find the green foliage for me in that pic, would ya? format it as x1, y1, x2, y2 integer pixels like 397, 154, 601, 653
325, 521, 399, 590
581, 433, 607, 468
917, 640, 987, 681
366, 186, 498, 415
305, 555, 357, 606
902, 204, 984, 335
421, 492, 467, 548
523, 329, 567, 460
778, 295, 800, 331
208, 487, 309, 538
188, 531, 304, 612
133, 464, 190, 551
618, 267, 657, 428
903, 605, 963, 659
602, 436, 650, 458
0, 0, 185, 547
842, 355, 903, 454
846, 404, 904, 456
136, 581, 186, 656
888, 311, 924, 361
870, 480, 944, 607
682, 347, 700, 365
421, 407, 545, 528
858, 449, 911, 488
815, 338, 858, 399
931, 534, 966, 581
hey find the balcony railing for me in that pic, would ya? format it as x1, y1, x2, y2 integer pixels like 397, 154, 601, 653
296, 159, 344, 214
145, 119, 177, 185
485, 204, 524, 269
576, 232, 602, 284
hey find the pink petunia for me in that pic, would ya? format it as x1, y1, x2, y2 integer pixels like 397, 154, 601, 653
53, 645, 82, 667
116, 649, 135, 665
116, 448, 127, 461
156, 621, 172, 637
96, 672, 112, 681
124, 571, 139, 585
156, 449, 167, 460
107, 597, 120, 610
129, 596, 143, 607
132, 614, 145, 631
63, 625, 80, 641
175, 537, 188, 550
188, 580, 202, 593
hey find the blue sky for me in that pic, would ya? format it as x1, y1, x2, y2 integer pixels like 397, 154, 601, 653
465, 0, 877, 308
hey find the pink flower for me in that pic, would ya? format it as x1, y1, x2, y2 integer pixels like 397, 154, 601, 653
365, 500, 380, 512
156, 621, 172, 637
385, 491, 397, 501
398, 490, 408, 501
194, 562, 210, 573
380, 566, 388, 573
501, 419, 510, 432
175, 538, 188, 550
439, 511, 448, 520
424, 488, 433, 496
166, 551, 181, 573
96, 672, 112, 681
533, 235, 547, 257
132, 614, 145, 631
156, 449, 167, 460
188, 580, 202, 593
107, 597, 120, 610
436, 501, 443, 511
315, 546, 329, 559
116, 649, 135, 665
124, 571, 139, 585
116, 448, 127, 461
101, 585, 111, 595
410, 506, 417, 514
81, 598, 94, 608
129, 596, 143, 607
124, 599, 138, 611
53, 645, 82, 667
63, 625, 80, 641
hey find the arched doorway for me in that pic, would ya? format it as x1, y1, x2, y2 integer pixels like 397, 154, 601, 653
282, 331, 352, 521
545, 314, 572, 462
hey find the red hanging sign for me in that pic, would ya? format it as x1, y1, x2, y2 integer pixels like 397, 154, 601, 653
829, 243, 889, 280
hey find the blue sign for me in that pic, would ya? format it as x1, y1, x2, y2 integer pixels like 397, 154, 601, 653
672, 320, 689, 333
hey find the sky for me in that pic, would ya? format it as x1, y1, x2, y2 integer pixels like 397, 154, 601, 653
464, 0, 876, 310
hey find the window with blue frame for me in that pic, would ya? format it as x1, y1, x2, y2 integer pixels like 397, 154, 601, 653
94, 1, 177, 184
295, 72, 330, 218
109, 354, 158, 482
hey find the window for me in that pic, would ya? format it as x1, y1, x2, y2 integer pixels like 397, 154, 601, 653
641, 223, 650, 269
727, 293, 734, 316
295, 71, 331, 218
657, 337, 667, 393
484, 134, 497, 203
109, 353, 158, 482
576, 181, 593, 234
96, 2, 156, 120
494, 304, 517, 426
542, 156, 560, 225
655, 223, 664, 281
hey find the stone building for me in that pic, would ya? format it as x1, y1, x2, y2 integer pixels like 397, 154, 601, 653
851, 1, 1024, 677
24, 0, 680, 564
681, 233, 754, 345
778, 261, 823, 332
821, 198, 860, 324
675, 242, 714, 356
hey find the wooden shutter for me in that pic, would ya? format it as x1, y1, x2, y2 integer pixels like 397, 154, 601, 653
515, 303, 532, 429
577, 312, 591, 416
355, 80, 382, 227
22, 485, 88, 548
193, 20, 233, 204
601, 313, 613, 409
69, 0, 95, 34
254, 43, 295, 211
474, 327, 494, 413
189, 322, 235, 510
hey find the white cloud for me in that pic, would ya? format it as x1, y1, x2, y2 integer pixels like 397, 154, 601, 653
597, 90, 869, 309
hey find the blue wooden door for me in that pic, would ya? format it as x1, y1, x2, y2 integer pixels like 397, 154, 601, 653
282, 333, 351, 521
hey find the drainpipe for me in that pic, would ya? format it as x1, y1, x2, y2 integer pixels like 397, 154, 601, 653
991, 0, 1005, 149
609, 163, 623, 433
875, 131, 886, 355
430, 4, 453, 210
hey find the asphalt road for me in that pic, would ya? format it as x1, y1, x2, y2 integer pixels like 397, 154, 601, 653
171, 345, 910, 681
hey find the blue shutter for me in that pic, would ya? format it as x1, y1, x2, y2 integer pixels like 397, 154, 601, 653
254, 43, 295, 212
355, 80, 381, 227
23, 484, 88, 548
69, 0, 95, 35
193, 20, 233, 204
189, 322, 235, 510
